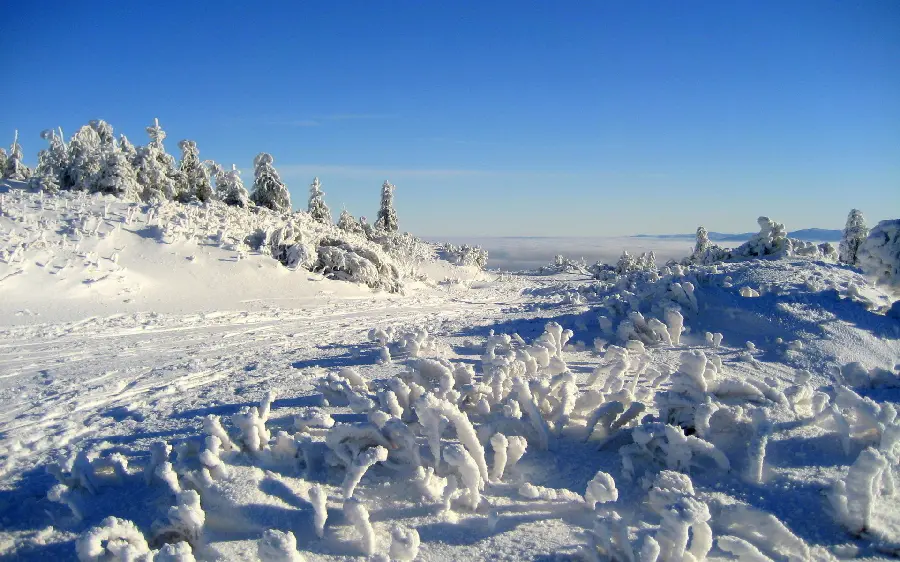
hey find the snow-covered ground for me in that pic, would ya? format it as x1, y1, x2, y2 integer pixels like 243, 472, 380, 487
1, 185, 899, 561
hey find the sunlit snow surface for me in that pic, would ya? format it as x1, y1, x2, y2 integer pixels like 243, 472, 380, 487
0, 185, 898, 561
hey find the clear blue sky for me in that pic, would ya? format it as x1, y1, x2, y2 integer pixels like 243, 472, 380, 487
3, 1, 898, 236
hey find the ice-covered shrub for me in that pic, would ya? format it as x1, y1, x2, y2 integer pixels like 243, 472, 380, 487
436, 242, 489, 269
829, 447, 893, 535
858, 219, 900, 290
257, 529, 305, 562
840, 209, 869, 266
315, 240, 402, 292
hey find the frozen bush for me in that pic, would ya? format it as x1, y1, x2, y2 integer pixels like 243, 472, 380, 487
829, 447, 892, 535
389, 525, 420, 561
76, 517, 150, 561
839, 209, 869, 266
858, 219, 900, 290
257, 529, 305, 562
344, 498, 376, 556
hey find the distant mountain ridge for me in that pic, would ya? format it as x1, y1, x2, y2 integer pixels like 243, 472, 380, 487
633, 228, 841, 242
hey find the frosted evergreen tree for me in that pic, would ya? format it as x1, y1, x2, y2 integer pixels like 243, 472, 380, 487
220, 164, 250, 207
28, 167, 60, 193
33, 129, 68, 188
0, 148, 7, 175
307, 177, 331, 222
119, 134, 137, 164
839, 209, 868, 266
694, 226, 710, 257
134, 118, 177, 201
176, 140, 213, 202
251, 152, 291, 212
62, 126, 102, 190
89, 119, 115, 148
96, 149, 140, 199
338, 209, 365, 235
3, 130, 31, 181
374, 180, 398, 232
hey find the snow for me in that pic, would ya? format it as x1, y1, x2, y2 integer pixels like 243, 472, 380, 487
0, 182, 899, 560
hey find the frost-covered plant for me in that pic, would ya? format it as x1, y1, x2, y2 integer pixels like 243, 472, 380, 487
216, 164, 250, 207
251, 153, 291, 213
76, 516, 151, 561
3, 130, 31, 181
858, 219, 900, 290
342, 445, 388, 498
33, 129, 68, 189
63, 127, 102, 191
151, 490, 205, 548
839, 209, 869, 266
620, 423, 730, 479
314, 240, 402, 292
257, 529, 305, 562
389, 525, 420, 561
175, 140, 213, 203
89, 119, 115, 148
97, 150, 141, 200
829, 447, 893, 535
437, 242, 489, 269
344, 498, 376, 555
374, 180, 398, 232
337, 209, 365, 235
307, 177, 330, 223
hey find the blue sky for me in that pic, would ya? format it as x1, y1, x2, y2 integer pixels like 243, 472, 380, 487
3, 1, 898, 236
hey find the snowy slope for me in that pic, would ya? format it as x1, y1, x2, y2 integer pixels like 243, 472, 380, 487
1, 184, 899, 561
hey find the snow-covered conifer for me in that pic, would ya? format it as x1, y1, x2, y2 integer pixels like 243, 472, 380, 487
307, 177, 331, 222
219, 164, 250, 207
251, 153, 291, 212
858, 219, 900, 290
97, 149, 141, 199
176, 140, 213, 203
338, 209, 365, 235
694, 226, 710, 257
3, 131, 31, 181
374, 180, 398, 232
0, 148, 7, 174
62, 126, 101, 190
133, 119, 177, 201
839, 209, 868, 266
119, 134, 137, 163
89, 119, 115, 148
30, 130, 67, 192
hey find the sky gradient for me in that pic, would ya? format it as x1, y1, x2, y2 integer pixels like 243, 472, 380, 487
3, 1, 898, 237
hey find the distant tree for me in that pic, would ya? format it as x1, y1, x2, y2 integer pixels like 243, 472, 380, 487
176, 140, 213, 202
0, 148, 7, 175
3, 130, 31, 181
33, 129, 68, 188
640, 251, 657, 271
96, 149, 140, 199
694, 226, 710, 258
839, 209, 868, 266
307, 177, 331, 222
338, 209, 365, 235
251, 153, 291, 212
374, 180, 398, 232
62, 126, 102, 190
220, 164, 250, 207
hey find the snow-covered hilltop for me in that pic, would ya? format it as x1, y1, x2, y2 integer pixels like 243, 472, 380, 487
1, 130, 899, 561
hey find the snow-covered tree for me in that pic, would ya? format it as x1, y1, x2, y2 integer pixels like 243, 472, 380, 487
858, 219, 900, 290
338, 209, 365, 235
694, 227, 710, 257
89, 119, 115, 148
307, 177, 331, 223
176, 140, 213, 202
134, 119, 177, 201
33, 129, 68, 188
839, 209, 868, 266
96, 149, 140, 199
62, 126, 101, 190
219, 164, 250, 207
0, 148, 7, 175
251, 153, 291, 212
119, 134, 137, 164
375, 180, 398, 232
3, 131, 31, 181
